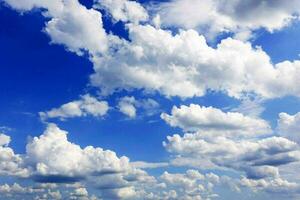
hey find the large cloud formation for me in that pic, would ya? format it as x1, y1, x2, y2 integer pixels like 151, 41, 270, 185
4, 0, 300, 99
161, 104, 271, 137
39, 94, 109, 120
3, 0, 300, 199
0, 124, 226, 199
162, 104, 300, 196
154, 0, 300, 38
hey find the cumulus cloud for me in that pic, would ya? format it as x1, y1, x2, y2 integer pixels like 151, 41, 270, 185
91, 24, 300, 99
277, 112, 300, 144
0, 134, 10, 146
0, 134, 29, 178
118, 96, 137, 118
39, 94, 109, 120
161, 104, 271, 137
118, 96, 160, 118
164, 132, 300, 178
93, 0, 148, 24
153, 0, 300, 38
26, 123, 132, 181
0, 124, 156, 199
5, 0, 300, 100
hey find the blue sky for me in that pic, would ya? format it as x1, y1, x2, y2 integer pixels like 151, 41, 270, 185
1, 0, 300, 199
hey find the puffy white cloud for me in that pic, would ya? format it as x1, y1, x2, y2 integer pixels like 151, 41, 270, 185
161, 104, 271, 137
91, 24, 300, 99
154, 0, 300, 37
0, 134, 29, 178
39, 94, 109, 120
4, 0, 109, 56
5, 0, 300, 100
118, 96, 160, 118
164, 132, 300, 179
131, 161, 168, 169
26, 123, 131, 179
118, 96, 137, 118
240, 176, 300, 194
3, 0, 63, 13
0, 134, 10, 146
277, 112, 300, 144
93, 0, 148, 24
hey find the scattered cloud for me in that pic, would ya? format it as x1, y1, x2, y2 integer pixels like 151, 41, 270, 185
161, 104, 271, 138
39, 94, 109, 120
153, 0, 300, 38
277, 112, 300, 144
118, 96, 159, 119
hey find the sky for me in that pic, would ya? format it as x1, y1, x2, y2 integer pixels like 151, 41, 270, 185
1, 0, 300, 199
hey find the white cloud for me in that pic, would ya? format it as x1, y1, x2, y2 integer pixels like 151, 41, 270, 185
0, 134, 29, 178
91, 24, 300, 99
5, 0, 300, 100
161, 104, 271, 138
118, 96, 159, 119
4, 0, 109, 56
93, 0, 148, 24
39, 94, 109, 120
153, 0, 300, 38
118, 96, 137, 118
240, 176, 300, 194
26, 123, 131, 179
131, 161, 168, 169
0, 134, 11, 147
277, 112, 300, 144
164, 132, 300, 179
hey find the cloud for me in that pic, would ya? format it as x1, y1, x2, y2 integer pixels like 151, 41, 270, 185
0, 134, 10, 146
25, 123, 131, 180
0, 124, 230, 199
0, 134, 29, 178
39, 94, 109, 120
5, 0, 300, 100
118, 96, 137, 118
277, 112, 300, 144
153, 0, 300, 38
4, 0, 109, 56
131, 161, 168, 169
118, 96, 160, 119
161, 104, 271, 138
93, 0, 148, 24
164, 132, 300, 179
91, 24, 300, 99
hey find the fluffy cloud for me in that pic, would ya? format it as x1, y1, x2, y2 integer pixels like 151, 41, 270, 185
164, 132, 300, 178
0, 134, 10, 146
5, 0, 300, 100
39, 94, 109, 120
118, 96, 137, 118
118, 96, 159, 118
161, 104, 271, 137
91, 24, 300, 99
154, 0, 300, 38
93, 0, 148, 24
26, 123, 131, 181
0, 134, 28, 178
277, 112, 300, 144
4, 0, 109, 56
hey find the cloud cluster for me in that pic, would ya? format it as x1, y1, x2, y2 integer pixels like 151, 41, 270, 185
39, 94, 109, 120
277, 112, 300, 144
154, 0, 300, 38
0, 124, 227, 199
162, 103, 300, 195
118, 96, 159, 118
93, 0, 148, 24
4, 0, 300, 100
161, 104, 271, 137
